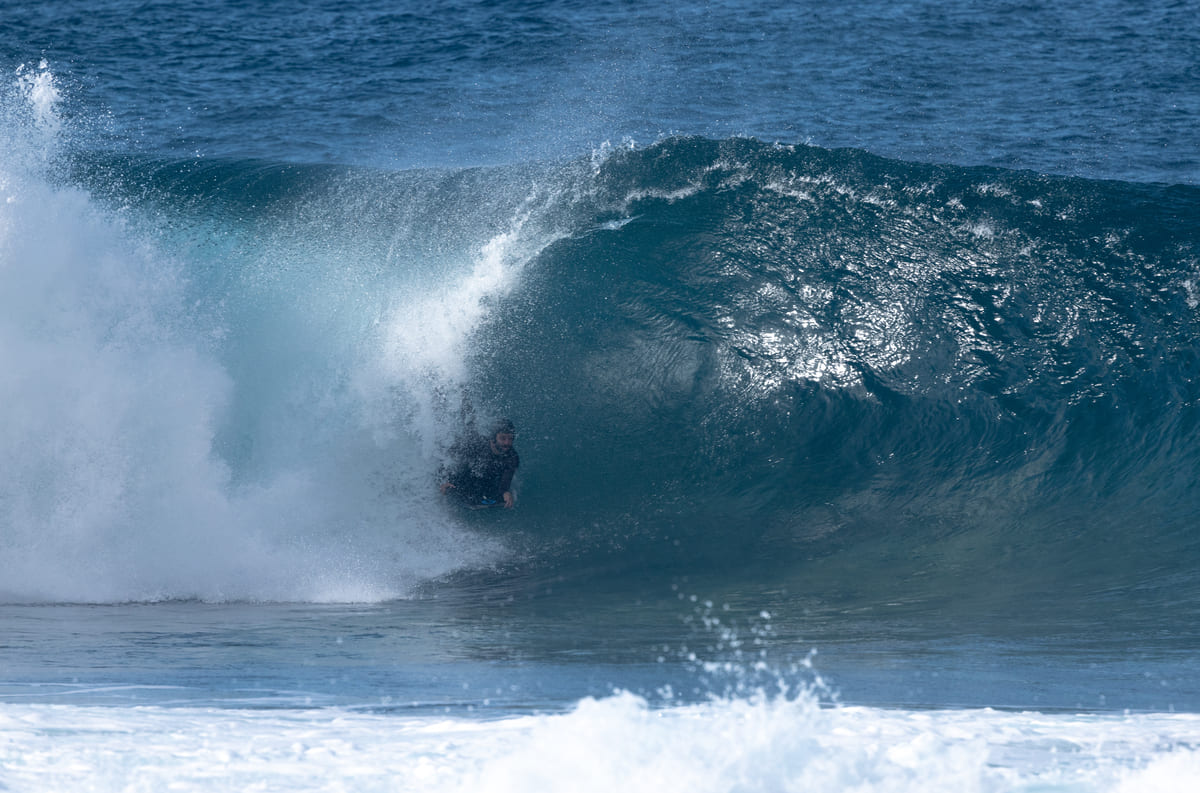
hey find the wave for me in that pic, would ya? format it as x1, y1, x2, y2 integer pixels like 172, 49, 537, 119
3, 69, 1199, 607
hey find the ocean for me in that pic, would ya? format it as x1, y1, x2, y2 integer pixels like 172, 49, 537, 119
2, 0, 1199, 790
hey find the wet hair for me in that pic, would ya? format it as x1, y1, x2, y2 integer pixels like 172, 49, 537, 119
492, 418, 516, 436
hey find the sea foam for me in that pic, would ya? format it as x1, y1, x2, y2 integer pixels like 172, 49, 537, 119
1, 694, 1197, 792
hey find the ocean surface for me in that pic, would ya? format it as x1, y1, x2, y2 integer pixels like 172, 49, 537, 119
3, 0, 1200, 790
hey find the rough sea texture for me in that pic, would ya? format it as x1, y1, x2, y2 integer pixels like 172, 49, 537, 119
2, 1, 1199, 790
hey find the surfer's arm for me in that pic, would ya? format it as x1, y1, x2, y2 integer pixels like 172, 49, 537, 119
498, 459, 517, 507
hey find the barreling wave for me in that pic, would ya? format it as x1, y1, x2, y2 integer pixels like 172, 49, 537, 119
4, 70, 1199, 610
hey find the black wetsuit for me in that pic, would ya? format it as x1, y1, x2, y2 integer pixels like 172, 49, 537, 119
445, 434, 519, 505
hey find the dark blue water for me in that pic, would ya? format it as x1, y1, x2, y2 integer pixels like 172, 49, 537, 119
4, 0, 1197, 181
2, 0, 1199, 729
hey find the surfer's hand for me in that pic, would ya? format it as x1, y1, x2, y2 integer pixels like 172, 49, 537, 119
440, 482, 455, 495
502, 491, 514, 508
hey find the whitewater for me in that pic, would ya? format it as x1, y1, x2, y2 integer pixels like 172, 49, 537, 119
4, 1, 1200, 790
4, 695, 1199, 792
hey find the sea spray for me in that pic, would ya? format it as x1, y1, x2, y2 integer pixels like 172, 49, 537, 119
1, 65, 243, 601
0, 67, 557, 603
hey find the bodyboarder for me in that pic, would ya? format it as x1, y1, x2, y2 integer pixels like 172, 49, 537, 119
439, 419, 520, 509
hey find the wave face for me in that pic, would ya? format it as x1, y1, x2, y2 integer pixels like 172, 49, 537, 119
469, 138, 1200, 611
3, 71, 1199, 610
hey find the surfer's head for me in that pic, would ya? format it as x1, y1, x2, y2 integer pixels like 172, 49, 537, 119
491, 419, 516, 452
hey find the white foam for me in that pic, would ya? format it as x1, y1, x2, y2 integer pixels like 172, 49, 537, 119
0, 65, 501, 603
0, 695, 1196, 793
